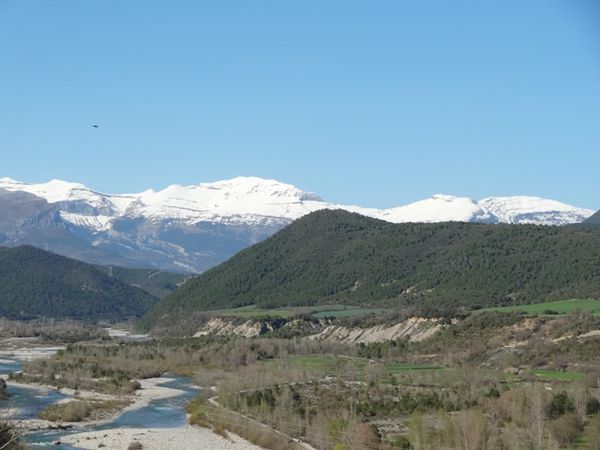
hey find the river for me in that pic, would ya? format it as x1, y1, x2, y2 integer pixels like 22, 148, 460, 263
0, 338, 199, 449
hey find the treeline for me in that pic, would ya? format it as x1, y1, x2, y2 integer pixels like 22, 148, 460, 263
223, 374, 600, 449
0, 318, 108, 342
17, 336, 353, 393
141, 210, 600, 331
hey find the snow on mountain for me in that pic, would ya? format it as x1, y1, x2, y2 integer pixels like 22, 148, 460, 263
376, 194, 494, 223
1, 177, 100, 206
479, 196, 593, 225
0, 176, 594, 272
58, 212, 115, 232
0, 177, 135, 217
123, 177, 331, 224
0, 176, 593, 228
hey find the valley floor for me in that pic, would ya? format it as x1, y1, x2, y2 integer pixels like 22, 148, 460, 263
5, 312, 600, 449
0, 333, 265, 449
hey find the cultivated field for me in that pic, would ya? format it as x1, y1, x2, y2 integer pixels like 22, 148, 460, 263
479, 298, 600, 316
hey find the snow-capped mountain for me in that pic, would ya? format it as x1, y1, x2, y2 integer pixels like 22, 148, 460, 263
478, 196, 593, 226
0, 176, 594, 272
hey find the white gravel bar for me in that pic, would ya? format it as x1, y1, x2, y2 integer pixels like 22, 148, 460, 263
60, 377, 264, 449
61, 425, 264, 449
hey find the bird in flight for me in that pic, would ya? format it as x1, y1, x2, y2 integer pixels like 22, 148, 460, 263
91, 124, 99, 128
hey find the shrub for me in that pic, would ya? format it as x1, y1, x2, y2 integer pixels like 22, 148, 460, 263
39, 399, 128, 423
0, 421, 24, 449
392, 435, 412, 449
0, 379, 9, 400
587, 397, 600, 416
40, 401, 91, 422
547, 391, 575, 419
585, 415, 600, 450
550, 413, 583, 448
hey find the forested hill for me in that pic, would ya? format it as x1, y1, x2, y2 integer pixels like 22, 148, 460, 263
0, 245, 158, 321
141, 210, 600, 330
584, 210, 600, 225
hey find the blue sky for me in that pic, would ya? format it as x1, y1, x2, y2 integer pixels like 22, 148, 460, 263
1, 1, 599, 209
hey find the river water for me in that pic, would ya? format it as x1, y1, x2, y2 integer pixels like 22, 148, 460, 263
0, 342, 199, 449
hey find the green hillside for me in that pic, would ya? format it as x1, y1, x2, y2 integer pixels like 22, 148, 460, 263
0, 245, 158, 321
140, 210, 600, 331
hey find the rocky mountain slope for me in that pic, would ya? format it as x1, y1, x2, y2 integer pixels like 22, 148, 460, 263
0, 176, 594, 272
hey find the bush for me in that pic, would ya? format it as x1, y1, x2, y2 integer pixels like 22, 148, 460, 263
392, 435, 412, 449
40, 401, 91, 422
586, 415, 600, 450
550, 413, 584, 448
0, 421, 23, 449
547, 391, 575, 419
587, 397, 600, 416
39, 399, 128, 423
0, 379, 9, 400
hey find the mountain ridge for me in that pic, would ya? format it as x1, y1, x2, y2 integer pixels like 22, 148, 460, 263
0, 176, 595, 273
1, 176, 593, 227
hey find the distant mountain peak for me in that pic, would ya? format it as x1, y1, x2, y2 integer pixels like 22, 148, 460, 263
196, 176, 323, 201
0, 175, 594, 272
478, 196, 590, 225
430, 194, 465, 202
0, 177, 98, 203
0, 175, 593, 226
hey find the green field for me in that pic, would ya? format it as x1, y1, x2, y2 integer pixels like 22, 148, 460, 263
311, 307, 389, 318
479, 299, 600, 316
210, 304, 389, 319
532, 369, 584, 381
263, 355, 370, 378
280, 355, 336, 372
268, 356, 445, 380
210, 305, 308, 318
384, 362, 443, 374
